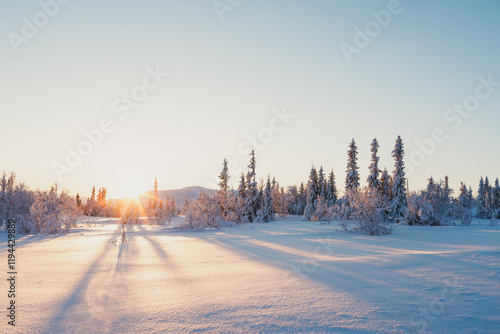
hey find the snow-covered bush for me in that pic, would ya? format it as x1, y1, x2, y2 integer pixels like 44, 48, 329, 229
183, 192, 224, 229
58, 190, 81, 232
1, 172, 81, 234
419, 201, 438, 226
406, 178, 453, 226
341, 188, 393, 236
28, 186, 81, 234
273, 186, 288, 218
147, 199, 177, 225
0, 172, 33, 229
121, 200, 141, 225
313, 197, 333, 221
406, 193, 422, 226
490, 210, 499, 226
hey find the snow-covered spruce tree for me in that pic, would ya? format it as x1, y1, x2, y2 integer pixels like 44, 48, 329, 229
379, 168, 392, 220
218, 157, 230, 193
85, 186, 97, 216
147, 178, 160, 224
326, 169, 338, 206
167, 196, 177, 223
298, 182, 307, 214
255, 178, 265, 221
76, 193, 82, 208
406, 192, 423, 226
415, 177, 439, 225
260, 175, 275, 222
484, 176, 493, 219
443, 175, 454, 219
245, 149, 260, 222
217, 157, 231, 219
380, 168, 392, 200
493, 178, 500, 219
222, 187, 238, 223
286, 185, 302, 215
343, 139, 360, 219
85, 185, 107, 217
367, 138, 381, 191
236, 173, 247, 221
274, 186, 288, 218
317, 166, 326, 201
180, 197, 189, 215
457, 182, 472, 225
389, 136, 407, 223
421, 176, 453, 224
286, 185, 297, 214
476, 177, 488, 218
467, 186, 475, 217
345, 138, 360, 194
303, 165, 319, 221
154, 177, 158, 201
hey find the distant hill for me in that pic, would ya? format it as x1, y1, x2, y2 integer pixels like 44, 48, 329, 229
138, 186, 216, 209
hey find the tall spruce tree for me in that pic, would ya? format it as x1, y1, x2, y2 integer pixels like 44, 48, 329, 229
367, 138, 381, 191
326, 169, 338, 206
303, 165, 319, 221
154, 178, 158, 201
485, 176, 493, 217
262, 175, 275, 222
380, 168, 392, 200
218, 157, 230, 193
493, 178, 500, 213
237, 173, 246, 200
389, 136, 407, 222
345, 138, 360, 195
245, 149, 259, 222
317, 166, 326, 201
477, 177, 487, 218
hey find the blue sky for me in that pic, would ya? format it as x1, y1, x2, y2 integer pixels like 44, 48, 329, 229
1, 0, 499, 198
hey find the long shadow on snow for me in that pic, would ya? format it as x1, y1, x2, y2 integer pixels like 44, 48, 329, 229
203, 234, 458, 333
41, 231, 121, 334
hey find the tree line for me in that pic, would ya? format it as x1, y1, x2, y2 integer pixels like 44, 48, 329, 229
1, 135, 498, 234
182, 136, 499, 234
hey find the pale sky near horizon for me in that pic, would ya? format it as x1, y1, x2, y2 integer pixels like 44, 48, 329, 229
1, 0, 499, 199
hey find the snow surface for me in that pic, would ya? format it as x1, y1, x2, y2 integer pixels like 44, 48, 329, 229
1, 217, 499, 333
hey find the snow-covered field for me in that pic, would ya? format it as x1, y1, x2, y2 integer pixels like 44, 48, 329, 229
1, 217, 499, 333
